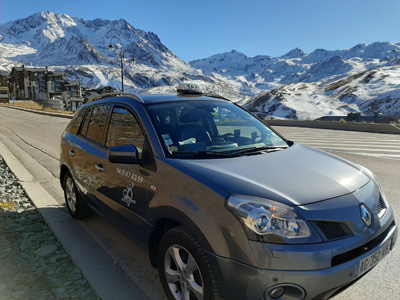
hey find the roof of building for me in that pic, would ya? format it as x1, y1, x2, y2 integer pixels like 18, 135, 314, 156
64, 81, 80, 86
47, 71, 65, 77
12, 66, 47, 73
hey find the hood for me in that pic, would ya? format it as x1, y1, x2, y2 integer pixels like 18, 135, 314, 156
181, 143, 370, 206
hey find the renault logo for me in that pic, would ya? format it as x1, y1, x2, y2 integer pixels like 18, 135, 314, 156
360, 204, 372, 227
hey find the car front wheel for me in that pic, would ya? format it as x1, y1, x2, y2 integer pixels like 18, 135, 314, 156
157, 226, 221, 300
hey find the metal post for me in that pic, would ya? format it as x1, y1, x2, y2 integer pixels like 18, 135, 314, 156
121, 55, 124, 92
109, 37, 135, 92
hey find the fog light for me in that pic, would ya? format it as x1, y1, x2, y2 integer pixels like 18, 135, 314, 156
264, 284, 305, 300
270, 287, 285, 299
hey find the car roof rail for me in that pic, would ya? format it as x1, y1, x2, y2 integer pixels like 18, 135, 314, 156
87, 92, 144, 103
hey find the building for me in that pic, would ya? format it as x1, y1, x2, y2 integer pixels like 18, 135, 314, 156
0, 71, 10, 103
82, 86, 117, 103
64, 81, 83, 111
0, 70, 9, 86
46, 71, 65, 99
9, 66, 48, 101
9, 65, 84, 111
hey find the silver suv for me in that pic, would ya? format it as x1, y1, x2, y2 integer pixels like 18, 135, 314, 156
60, 85, 397, 300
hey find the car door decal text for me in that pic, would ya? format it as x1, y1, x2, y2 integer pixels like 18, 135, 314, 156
116, 167, 144, 183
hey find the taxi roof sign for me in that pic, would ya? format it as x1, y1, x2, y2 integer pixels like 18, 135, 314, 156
177, 83, 202, 95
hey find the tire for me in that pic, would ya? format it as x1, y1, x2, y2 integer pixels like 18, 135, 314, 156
157, 226, 222, 300
63, 172, 90, 219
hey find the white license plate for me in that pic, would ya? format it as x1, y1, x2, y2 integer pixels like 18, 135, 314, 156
356, 240, 392, 277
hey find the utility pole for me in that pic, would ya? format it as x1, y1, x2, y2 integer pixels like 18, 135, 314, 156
108, 37, 135, 92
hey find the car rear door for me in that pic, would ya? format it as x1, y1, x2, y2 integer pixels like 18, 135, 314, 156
69, 104, 111, 205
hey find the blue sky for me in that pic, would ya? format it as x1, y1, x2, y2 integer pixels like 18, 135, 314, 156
1, 0, 400, 61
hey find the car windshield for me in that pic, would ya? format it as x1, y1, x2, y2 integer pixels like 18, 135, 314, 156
147, 100, 288, 158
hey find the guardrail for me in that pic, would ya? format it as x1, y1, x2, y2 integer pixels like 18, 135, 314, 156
264, 120, 400, 135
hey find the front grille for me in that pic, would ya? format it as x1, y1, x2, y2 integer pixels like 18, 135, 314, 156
331, 220, 395, 267
377, 195, 387, 218
313, 221, 353, 241
377, 199, 383, 214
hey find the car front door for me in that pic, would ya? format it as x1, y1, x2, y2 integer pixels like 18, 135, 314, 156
96, 105, 154, 245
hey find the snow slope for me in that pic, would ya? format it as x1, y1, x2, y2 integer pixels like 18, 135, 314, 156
244, 65, 400, 119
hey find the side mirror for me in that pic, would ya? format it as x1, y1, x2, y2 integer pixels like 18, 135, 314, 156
108, 145, 139, 164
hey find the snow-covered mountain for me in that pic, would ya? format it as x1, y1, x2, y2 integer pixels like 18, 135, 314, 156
190, 44, 400, 119
0, 12, 184, 67
1, 11, 400, 119
0, 11, 244, 100
190, 43, 400, 86
242, 66, 400, 120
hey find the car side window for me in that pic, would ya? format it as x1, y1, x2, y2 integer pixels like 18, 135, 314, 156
106, 107, 145, 158
80, 105, 111, 145
68, 107, 87, 135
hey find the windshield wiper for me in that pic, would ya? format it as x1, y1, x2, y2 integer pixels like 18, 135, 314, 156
228, 145, 288, 156
173, 146, 288, 158
173, 151, 235, 158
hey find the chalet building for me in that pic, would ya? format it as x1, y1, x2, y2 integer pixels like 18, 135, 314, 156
64, 81, 83, 111
0, 71, 10, 103
46, 71, 64, 98
0, 71, 9, 86
9, 65, 84, 111
82, 86, 117, 102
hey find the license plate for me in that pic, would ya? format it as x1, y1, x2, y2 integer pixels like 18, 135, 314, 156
356, 239, 392, 277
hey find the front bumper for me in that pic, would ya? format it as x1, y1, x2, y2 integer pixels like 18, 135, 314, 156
209, 221, 397, 300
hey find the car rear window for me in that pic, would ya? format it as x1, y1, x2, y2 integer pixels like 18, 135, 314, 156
68, 107, 87, 135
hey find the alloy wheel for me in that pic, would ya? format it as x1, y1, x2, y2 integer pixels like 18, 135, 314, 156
65, 177, 77, 213
164, 244, 204, 300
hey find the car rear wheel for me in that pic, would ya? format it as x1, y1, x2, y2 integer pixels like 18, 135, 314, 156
157, 226, 221, 300
63, 172, 90, 219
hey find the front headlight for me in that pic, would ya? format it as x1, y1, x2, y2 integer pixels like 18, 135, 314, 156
227, 195, 312, 244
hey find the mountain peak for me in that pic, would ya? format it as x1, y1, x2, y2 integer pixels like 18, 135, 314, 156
40, 11, 55, 18
281, 47, 306, 59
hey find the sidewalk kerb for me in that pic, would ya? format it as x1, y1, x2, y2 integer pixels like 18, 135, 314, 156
0, 104, 74, 119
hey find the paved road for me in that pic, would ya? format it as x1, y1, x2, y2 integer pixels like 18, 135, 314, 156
0, 106, 399, 299
277, 126, 400, 160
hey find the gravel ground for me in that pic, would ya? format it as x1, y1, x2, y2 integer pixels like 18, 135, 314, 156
0, 156, 100, 300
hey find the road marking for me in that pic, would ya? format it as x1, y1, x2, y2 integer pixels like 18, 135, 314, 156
283, 131, 400, 160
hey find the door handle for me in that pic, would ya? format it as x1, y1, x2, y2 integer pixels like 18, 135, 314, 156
69, 150, 75, 157
95, 164, 105, 172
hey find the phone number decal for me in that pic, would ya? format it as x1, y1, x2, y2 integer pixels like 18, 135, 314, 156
116, 168, 144, 183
